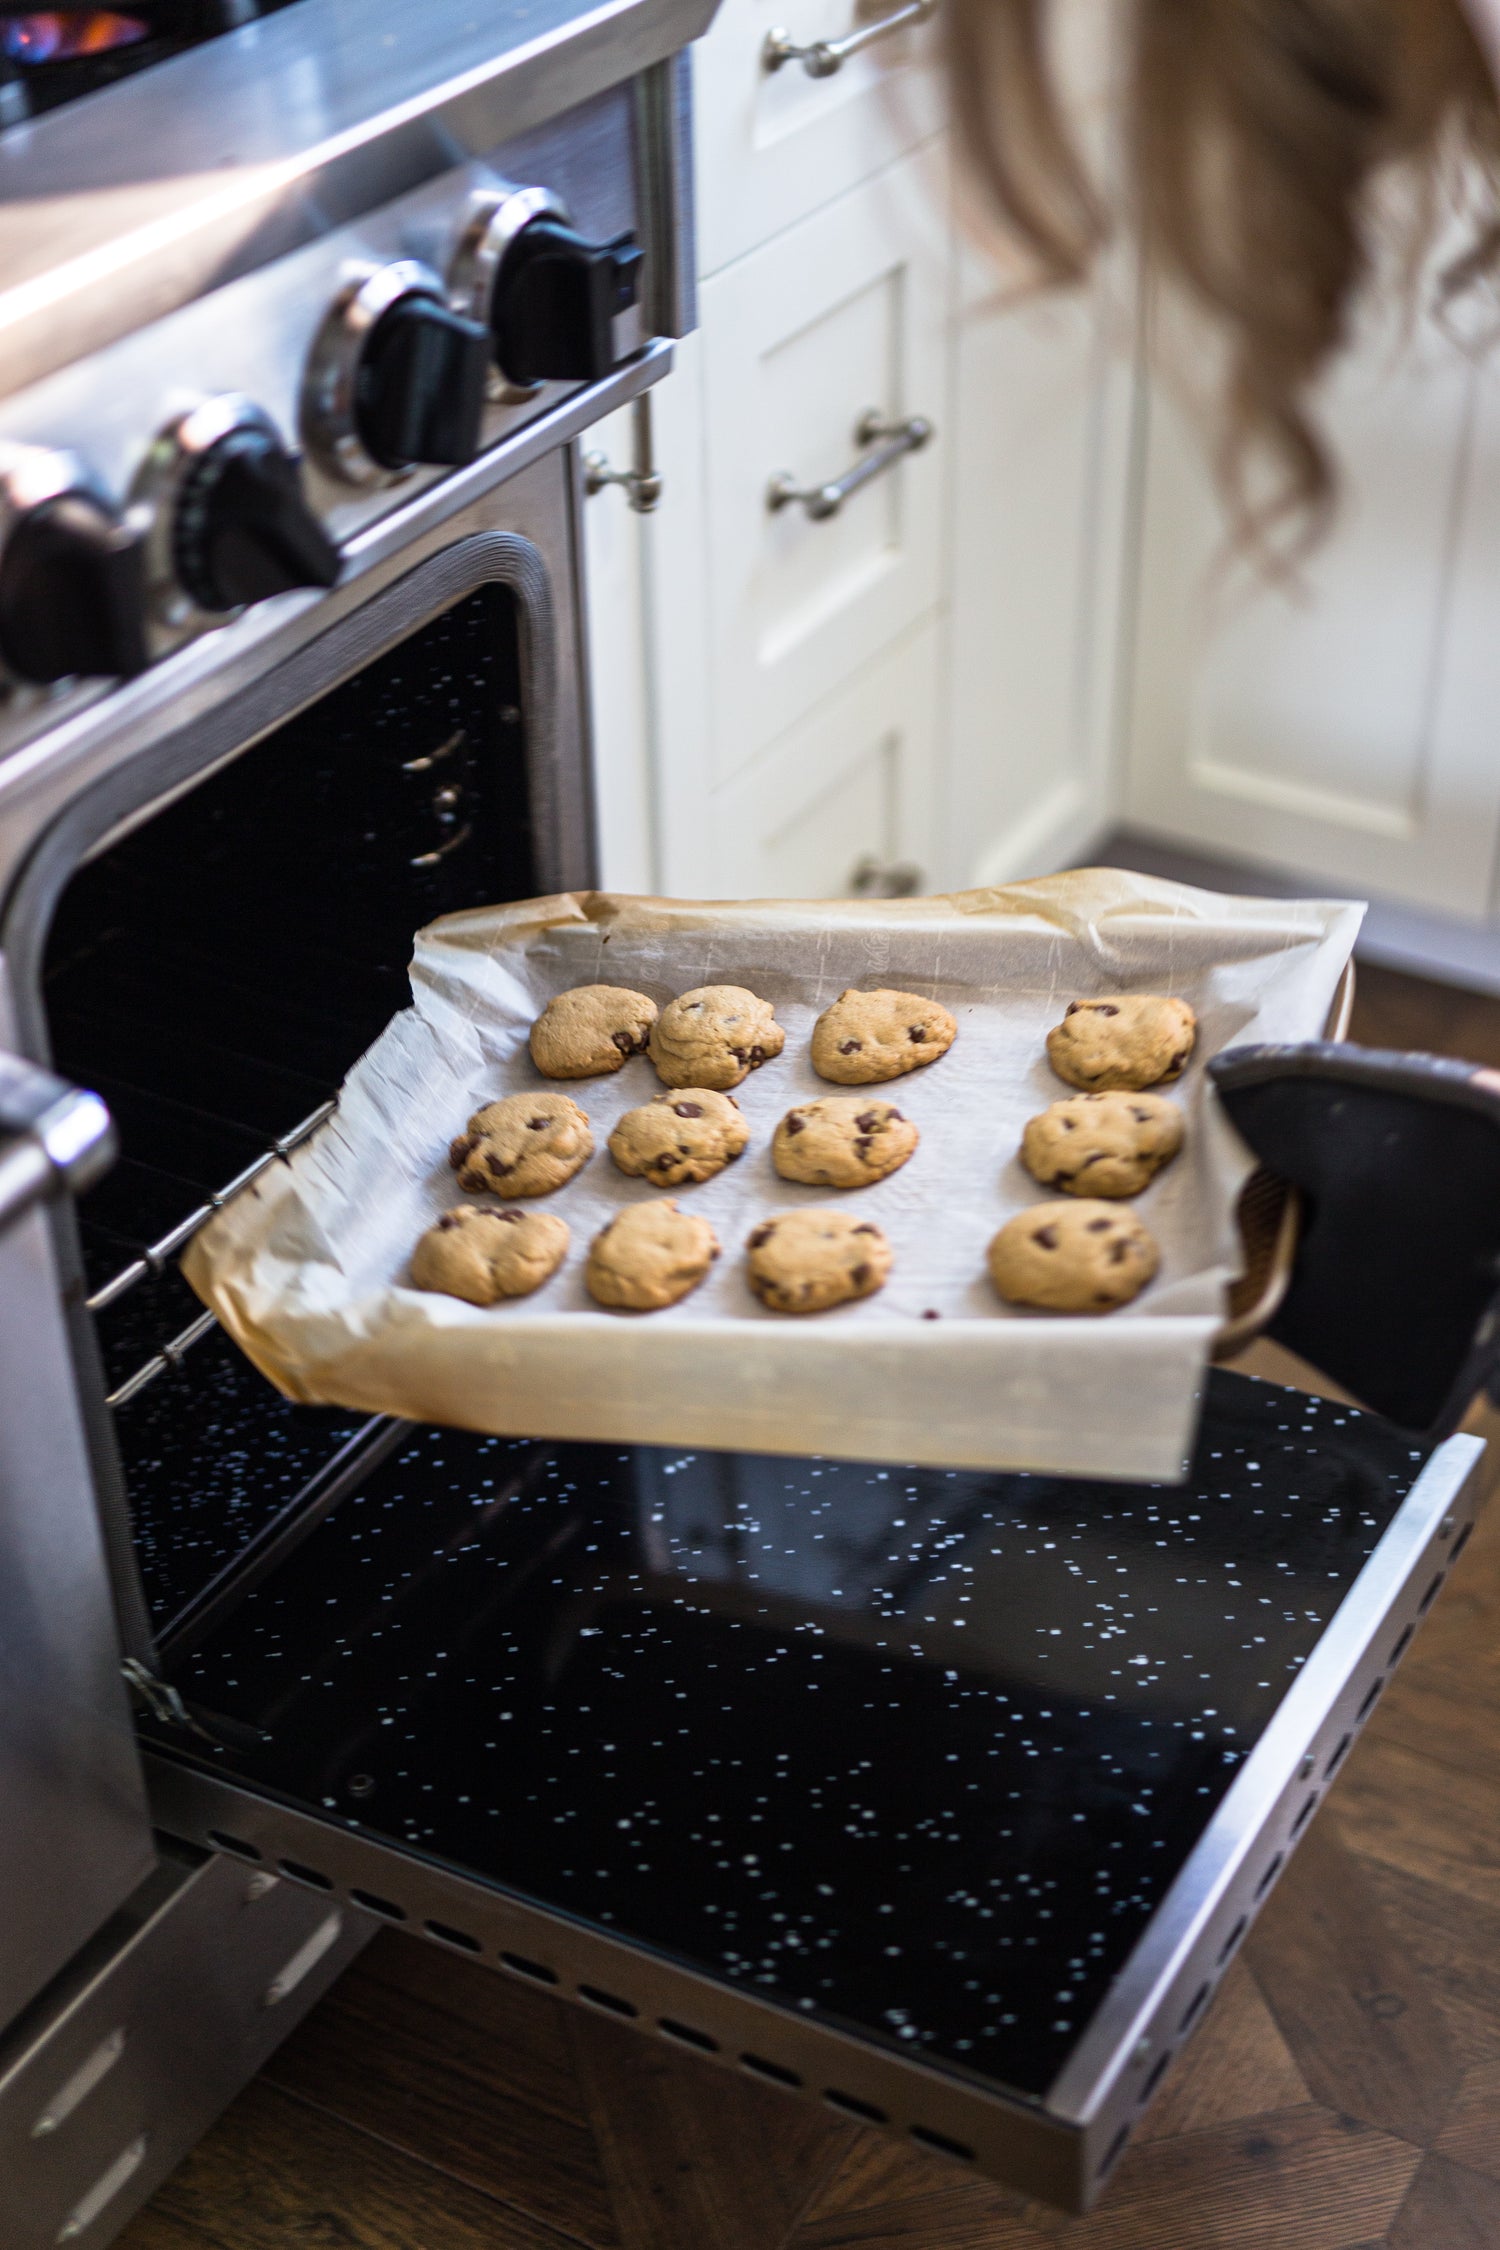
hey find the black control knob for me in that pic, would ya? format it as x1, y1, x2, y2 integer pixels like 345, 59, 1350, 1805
490, 218, 644, 388
353, 293, 490, 472
173, 417, 339, 614
0, 455, 148, 683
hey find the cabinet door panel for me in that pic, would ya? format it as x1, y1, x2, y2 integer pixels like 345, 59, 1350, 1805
580, 407, 656, 893
701, 145, 949, 787
1125, 291, 1500, 916
694, 0, 942, 276
706, 617, 939, 897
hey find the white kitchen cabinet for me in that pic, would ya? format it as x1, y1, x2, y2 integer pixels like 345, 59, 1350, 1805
703, 615, 940, 895
693, 0, 943, 276
699, 138, 950, 786
941, 240, 1137, 888
1125, 292, 1500, 920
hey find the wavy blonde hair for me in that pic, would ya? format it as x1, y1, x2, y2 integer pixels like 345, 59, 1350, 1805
947, 0, 1500, 544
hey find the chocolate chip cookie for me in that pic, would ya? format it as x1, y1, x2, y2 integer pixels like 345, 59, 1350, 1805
609, 1089, 750, 1186
810, 988, 957, 1085
449, 1091, 593, 1198
1045, 995, 1196, 1092
745, 1209, 892, 1313
410, 1205, 569, 1304
530, 985, 658, 1078
988, 1199, 1159, 1312
585, 1199, 720, 1310
1021, 1091, 1184, 1199
772, 1097, 918, 1188
648, 986, 786, 1091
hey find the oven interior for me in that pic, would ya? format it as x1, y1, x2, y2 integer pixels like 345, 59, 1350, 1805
43, 579, 533, 1636
24, 582, 1456, 2163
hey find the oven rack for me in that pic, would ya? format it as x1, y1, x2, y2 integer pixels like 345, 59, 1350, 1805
90, 1099, 335, 1408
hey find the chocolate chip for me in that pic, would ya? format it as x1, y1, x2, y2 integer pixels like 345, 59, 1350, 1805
527, 1116, 549, 1130
1097, 1003, 1120, 1017
750, 1045, 766, 1064
907, 1024, 927, 1043
1133, 1108, 1152, 1122
437, 1211, 462, 1230
889, 1110, 904, 1123
922, 1308, 940, 1320
785, 1114, 806, 1135
854, 1137, 874, 1158
748, 1224, 774, 1249
1094, 1291, 1115, 1305
1061, 1118, 1077, 1131
1168, 1049, 1189, 1071
1065, 1001, 1081, 1016
839, 1039, 863, 1054
853, 1224, 879, 1236
1110, 1241, 1131, 1263
449, 1135, 475, 1169
851, 1263, 870, 1286
1033, 1226, 1059, 1249
497, 1210, 524, 1224
1053, 1171, 1076, 1186
673, 1102, 704, 1118
611, 1029, 637, 1056
485, 1154, 513, 1179
677, 1144, 693, 1156
855, 1110, 881, 1132
1087, 1217, 1112, 1232
730, 1047, 748, 1064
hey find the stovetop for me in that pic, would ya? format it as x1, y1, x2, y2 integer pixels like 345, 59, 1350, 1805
0, 3, 302, 126
163, 1369, 1431, 2104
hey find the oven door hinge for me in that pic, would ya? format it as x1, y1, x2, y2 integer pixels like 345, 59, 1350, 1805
121, 1658, 270, 1753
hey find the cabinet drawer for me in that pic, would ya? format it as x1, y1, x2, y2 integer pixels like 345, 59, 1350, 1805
705, 615, 940, 896
700, 144, 949, 785
693, 0, 943, 275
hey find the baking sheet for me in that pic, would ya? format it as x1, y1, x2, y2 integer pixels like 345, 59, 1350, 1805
183, 870, 1363, 1480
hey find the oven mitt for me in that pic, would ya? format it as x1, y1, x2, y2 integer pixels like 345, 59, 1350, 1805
1210, 1043, 1500, 1440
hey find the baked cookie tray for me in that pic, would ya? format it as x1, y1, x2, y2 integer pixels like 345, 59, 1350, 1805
183, 871, 1363, 1484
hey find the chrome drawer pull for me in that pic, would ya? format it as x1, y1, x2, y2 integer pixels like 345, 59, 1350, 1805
767, 410, 933, 521
763, 0, 935, 78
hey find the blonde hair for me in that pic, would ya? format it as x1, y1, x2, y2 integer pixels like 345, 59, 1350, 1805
947, 0, 1500, 544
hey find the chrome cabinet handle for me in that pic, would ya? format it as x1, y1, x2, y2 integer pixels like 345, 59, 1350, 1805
767, 409, 933, 521
0, 1054, 113, 1234
850, 853, 924, 898
763, 0, 936, 77
583, 393, 663, 514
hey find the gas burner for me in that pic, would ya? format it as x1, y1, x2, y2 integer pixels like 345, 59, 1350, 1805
0, 0, 299, 123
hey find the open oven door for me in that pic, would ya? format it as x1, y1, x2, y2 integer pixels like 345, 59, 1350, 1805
0, 1052, 155, 2031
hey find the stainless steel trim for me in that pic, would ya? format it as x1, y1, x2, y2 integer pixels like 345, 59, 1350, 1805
1050, 1430, 1487, 2192
447, 185, 567, 406
762, 0, 935, 76
767, 410, 933, 520
0, 1054, 114, 1230
632, 53, 697, 338
301, 261, 449, 488
0, 0, 721, 398
584, 390, 663, 511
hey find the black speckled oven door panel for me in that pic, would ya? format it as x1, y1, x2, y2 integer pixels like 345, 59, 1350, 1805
142, 1368, 1485, 2205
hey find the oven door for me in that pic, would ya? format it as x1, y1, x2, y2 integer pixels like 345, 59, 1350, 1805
0, 1058, 155, 2032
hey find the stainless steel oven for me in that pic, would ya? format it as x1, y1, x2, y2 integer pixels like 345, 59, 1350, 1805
3, 2, 1500, 2239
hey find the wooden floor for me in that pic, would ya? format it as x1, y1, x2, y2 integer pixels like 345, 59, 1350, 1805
121, 965, 1500, 2250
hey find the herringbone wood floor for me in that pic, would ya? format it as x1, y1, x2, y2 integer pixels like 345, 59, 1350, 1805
120, 965, 1500, 2250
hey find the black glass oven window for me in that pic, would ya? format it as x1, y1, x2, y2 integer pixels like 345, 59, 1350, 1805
42, 580, 535, 1628
163, 1370, 1430, 2101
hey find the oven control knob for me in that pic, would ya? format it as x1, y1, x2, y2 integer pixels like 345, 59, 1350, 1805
452, 189, 645, 390
167, 402, 340, 614
0, 446, 148, 684
304, 262, 490, 484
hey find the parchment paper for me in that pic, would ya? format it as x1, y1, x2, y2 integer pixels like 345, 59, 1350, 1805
183, 870, 1363, 1481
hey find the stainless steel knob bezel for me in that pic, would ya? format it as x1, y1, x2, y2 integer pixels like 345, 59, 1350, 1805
130, 393, 286, 627
301, 258, 452, 487
448, 184, 569, 402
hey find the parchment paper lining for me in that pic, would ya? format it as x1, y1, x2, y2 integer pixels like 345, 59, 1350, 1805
184, 870, 1363, 1480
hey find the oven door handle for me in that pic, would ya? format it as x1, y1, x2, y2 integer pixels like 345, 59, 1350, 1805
1210, 1041, 1500, 1439
0, 1054, 115, 1234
